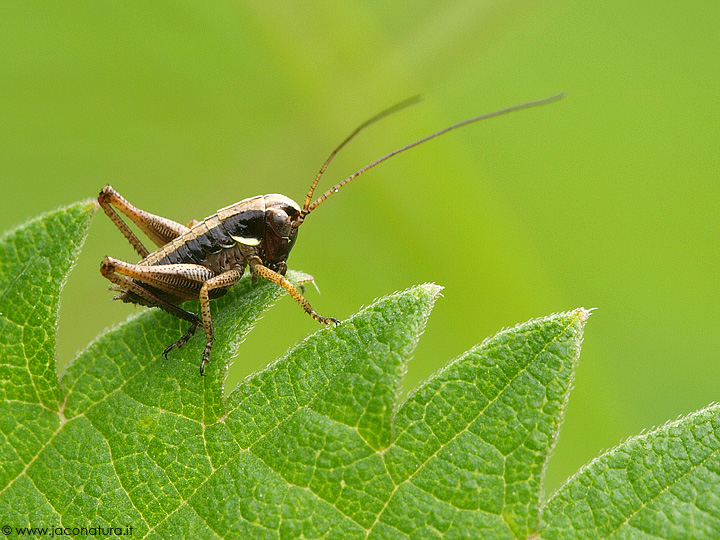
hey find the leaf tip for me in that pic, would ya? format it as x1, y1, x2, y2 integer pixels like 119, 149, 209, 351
574, 306, 593, 325
286, 269, 315, 285
87, 197, 101, 212
418, 281, 444, 298
391, 282, 444, 321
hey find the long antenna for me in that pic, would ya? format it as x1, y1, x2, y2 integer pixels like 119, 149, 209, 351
303, 93, 565, 216
302, 95, 422, 213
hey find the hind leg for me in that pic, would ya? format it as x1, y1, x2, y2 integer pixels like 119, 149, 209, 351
98, 185, 193, 257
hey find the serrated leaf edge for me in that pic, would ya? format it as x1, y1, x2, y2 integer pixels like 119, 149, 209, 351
540, 402, 720, 539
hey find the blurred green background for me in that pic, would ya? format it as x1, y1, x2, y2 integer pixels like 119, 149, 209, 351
1, 2, 718, 496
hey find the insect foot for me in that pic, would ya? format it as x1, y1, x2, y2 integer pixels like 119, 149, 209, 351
316, 315, 340, 325
162, 321, 201, 360
201, 341, 213, 376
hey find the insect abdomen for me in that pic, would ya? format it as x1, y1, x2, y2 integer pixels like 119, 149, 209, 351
159, 239, 204, 265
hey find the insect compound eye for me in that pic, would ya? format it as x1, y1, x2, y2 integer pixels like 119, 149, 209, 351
267, 207, 292, 238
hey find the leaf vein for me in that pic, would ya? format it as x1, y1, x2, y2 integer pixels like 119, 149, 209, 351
367, 316, 577, 538
606, 436, 720, 537
251, 446, 371, 533
0, 416, 64, 498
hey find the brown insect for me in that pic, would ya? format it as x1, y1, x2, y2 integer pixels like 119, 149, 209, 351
99, 94, 563, 375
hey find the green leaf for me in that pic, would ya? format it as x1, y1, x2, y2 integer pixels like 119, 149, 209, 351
2, 204, 717, 539
540, 404, 720, 539
0, 202, 95, 501
0, 201, 95, 410
370, 309, 587, 540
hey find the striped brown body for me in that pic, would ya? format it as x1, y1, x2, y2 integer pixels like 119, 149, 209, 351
117, 194, 301, 304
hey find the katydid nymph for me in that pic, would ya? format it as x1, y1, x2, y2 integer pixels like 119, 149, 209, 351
99, 93, 564, 375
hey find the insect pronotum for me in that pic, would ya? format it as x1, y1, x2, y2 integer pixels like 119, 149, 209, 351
99, 93, 564, 375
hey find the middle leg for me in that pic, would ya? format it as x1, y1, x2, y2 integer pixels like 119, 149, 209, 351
197, 269, 243, 375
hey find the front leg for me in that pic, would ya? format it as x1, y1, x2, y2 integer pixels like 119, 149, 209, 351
248, 257, 338, 325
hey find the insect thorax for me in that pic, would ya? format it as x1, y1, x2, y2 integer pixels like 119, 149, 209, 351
142, 193, 301, 276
